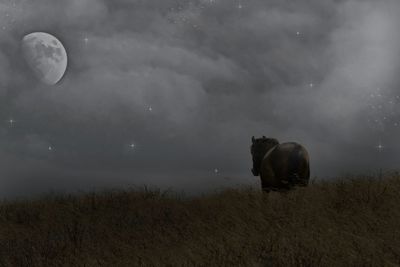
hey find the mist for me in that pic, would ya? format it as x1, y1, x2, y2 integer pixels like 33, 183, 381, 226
0, 0, 399, 198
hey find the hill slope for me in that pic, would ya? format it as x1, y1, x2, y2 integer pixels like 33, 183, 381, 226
1, 174, 400, 266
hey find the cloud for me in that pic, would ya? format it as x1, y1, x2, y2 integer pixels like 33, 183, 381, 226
0, 0, 399, 197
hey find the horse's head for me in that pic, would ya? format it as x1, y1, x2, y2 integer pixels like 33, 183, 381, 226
250, 136, 279, 176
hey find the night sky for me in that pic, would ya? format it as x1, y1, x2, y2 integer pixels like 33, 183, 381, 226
0, 0, 399, 197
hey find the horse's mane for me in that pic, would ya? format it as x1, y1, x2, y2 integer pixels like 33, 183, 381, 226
251, 137, 279, 158
254, 136, 279, 145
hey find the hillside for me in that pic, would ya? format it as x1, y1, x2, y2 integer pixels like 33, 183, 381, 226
1, 174, 400, 266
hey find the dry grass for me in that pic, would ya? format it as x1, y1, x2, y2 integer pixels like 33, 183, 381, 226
1, 173, 400, 266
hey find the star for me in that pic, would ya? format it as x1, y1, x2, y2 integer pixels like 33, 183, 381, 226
48, 146, 53, 151
214, 168, 219, 174
296, 31, 300, 36
7, 119, 15, 126
237, 4, 242, 9
130, 143, 135, 149
309, 83, 314, 88
376, 143, 384, 152
148, 106, 153, 112
83, 37, 89, 45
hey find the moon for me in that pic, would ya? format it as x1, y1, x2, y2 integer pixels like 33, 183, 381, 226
21, 32, 68, 85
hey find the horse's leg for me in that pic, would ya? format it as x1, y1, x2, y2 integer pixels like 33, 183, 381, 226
297, 161, 310, 186
260, 162, 276, 192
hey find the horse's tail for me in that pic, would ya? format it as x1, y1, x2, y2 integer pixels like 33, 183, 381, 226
287, 144, 309, 185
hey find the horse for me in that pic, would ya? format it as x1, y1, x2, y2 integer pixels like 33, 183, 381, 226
250, 136, 310, 192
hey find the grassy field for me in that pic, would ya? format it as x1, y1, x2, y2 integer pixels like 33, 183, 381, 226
1, 173, 400, 266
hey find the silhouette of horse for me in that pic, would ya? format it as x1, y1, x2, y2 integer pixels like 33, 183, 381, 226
250, 136, 310, 192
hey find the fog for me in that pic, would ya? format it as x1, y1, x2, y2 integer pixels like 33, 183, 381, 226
0, 0, 399, 198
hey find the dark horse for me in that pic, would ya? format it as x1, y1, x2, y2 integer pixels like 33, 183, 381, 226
250, 136, 310, 192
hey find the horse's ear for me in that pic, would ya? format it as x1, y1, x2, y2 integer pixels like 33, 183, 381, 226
252, 136, 255, 143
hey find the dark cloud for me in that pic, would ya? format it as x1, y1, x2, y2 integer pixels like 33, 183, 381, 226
0, 0, 399, 198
